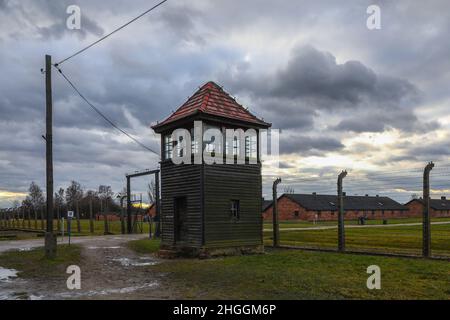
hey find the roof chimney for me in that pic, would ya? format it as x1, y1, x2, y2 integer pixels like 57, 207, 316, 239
376, 194, 379, 197
441, 196, 446, 200
312, 192, 316, 195
365, 194, 369, 197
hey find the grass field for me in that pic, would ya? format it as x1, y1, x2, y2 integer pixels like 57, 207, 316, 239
1, 240, 448, 299
127, 240, 450, 299
0, 218, 156, 238
263, 217, 450, 229
0, 244, 81, 278
2, 217, 450, 258
263, 219, 450, 257
126, 238, 161, 254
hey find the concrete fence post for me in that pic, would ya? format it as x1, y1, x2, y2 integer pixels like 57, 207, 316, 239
21, 207, 25, 229
41, 206, 45, 230
272, 178, 282, 247
34, 207, 37, 229
423, 161, 434, 258
27, 207, 31, 229
337, 170, 347, 252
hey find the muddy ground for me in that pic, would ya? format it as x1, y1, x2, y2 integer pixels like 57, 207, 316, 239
0, 235, 177, 300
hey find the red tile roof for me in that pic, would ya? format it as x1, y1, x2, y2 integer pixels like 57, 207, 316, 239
152, 81, 270, 129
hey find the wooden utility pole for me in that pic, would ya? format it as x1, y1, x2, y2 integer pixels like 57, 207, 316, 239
44, 54, 56, 258
423, 161, 434, 258
272, 178, 282, 247
337, 170, 347, 252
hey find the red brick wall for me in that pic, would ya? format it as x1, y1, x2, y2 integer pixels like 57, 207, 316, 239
405, 201, 423, 218
263, 197, 450, 221
263, 196, 412, 221
149, 205, 156, 217
405, 200, 450, 218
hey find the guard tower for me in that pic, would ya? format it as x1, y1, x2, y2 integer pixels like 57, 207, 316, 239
152, 81, 271, 257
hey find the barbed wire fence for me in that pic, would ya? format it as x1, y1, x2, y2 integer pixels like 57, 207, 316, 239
265, 161, 450, 259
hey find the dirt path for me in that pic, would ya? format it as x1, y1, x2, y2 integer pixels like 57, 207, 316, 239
0, 234, 145, 253
0, 235, 177, 300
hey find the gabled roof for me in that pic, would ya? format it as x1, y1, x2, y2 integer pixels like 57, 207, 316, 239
152, 81, 270, 131
405, 198, 450, 211
262, 199, 273, 212
265, 193, 407, 212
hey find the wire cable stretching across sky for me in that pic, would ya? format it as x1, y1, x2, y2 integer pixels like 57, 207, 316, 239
54, 65, 159, 156
55, 0, 168, 66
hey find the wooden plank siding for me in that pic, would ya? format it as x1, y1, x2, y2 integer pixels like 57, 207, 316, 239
203, 163, 262, 248
160, 161, 203, 247
161, 161, 263, 249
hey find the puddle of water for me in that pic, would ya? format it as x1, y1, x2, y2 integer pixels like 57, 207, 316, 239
111, 257, 158, 267
0, 267, 18, 282
19, 247, 32, 252
87, 246, 122, 250
56, 281, 159, 299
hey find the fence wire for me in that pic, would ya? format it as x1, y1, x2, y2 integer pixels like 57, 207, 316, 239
264, 163, 450, 258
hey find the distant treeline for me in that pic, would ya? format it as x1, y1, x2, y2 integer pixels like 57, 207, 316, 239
17, 181, 123, 218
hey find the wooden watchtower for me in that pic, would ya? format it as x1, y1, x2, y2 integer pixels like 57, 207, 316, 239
152, 81, 271, 257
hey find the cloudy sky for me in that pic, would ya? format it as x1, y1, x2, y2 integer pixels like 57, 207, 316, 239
1, 0, 450, 207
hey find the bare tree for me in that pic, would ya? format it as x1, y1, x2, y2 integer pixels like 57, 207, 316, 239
65, 181, 83, 209
12, 200, 20, 208
98, 185, 114, 211
25, 181, 44, 211
410, 193, 419, 200
283, 186, 295, 194
54, 187, 65, 219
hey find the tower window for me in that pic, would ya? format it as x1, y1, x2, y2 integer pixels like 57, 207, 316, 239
245, 135, 257, 159
164, 135, 173, 160
233, 136, 240, 156
191, 128, 199, 155
230, 200, 240, 220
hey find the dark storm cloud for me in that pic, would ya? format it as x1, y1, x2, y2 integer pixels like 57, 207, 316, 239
334, 118, 385, 133
280, 135, 344, 155
333, 107, 440, 133
0, 0, 104, 40
158, 5, 205, 45
1, 0, 450, 206
222, 45, 434, 133
406, 142, 450, 161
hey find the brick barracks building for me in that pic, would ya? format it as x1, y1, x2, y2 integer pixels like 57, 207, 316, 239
404, 196, 450, 218
262, 193, 408, 221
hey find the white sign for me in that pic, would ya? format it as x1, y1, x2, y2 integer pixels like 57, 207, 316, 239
67, 211, 74, 218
